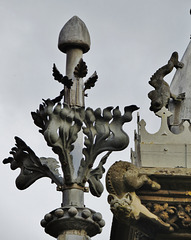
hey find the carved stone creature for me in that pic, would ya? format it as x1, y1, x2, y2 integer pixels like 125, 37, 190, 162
148, 52, 185, 113
106, 161, 160, 197
106, 161, 171, 232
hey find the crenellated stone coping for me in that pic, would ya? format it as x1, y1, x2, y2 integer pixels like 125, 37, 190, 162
41, 207, 105, 238
139, 107, 191, 144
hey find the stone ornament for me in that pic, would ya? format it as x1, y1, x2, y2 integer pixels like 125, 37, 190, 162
106, 161, 172, 234
132, 106, 191, 168
148, 52, 185, 113
145, 203, 191, 230
169, 41, 191, 128
106, 160, 191, 239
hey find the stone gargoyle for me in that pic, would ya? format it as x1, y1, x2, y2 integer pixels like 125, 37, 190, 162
148, 52, 185, 113
106, 161, 172, 235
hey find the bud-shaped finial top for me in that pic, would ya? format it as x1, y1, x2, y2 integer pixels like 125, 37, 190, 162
58, 16, 91, 53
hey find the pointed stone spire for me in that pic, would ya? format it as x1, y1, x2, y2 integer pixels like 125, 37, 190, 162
169, 41, 191, 132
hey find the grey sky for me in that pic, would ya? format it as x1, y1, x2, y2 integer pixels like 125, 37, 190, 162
0, 1, 190, 239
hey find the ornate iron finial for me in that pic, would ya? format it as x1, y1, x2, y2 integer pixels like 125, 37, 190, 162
3, 16, 138, 240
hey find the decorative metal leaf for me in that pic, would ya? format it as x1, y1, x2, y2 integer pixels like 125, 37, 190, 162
77, 105, 139, 188
84, 71, 98, 91
52, 63, 73, 89
74, 59, 88, 78
32, 101, 84, 184
3, 137, 63, 190
52, 63, 63, 82
39, 157, 61, 179
50, 89, 65, 104
31, 111, 45, 131
88, 151, 111, 197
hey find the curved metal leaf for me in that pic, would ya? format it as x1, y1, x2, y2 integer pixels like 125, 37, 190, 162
74, 59, 88, 78
3, 137, 63, 190
77, 105, 139, 190
32, 101, 84, 184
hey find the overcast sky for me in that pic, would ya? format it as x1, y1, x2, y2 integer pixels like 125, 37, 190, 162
0, 1, 190, 240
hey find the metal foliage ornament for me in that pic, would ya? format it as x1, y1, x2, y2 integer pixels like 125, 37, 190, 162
31, 100, 84, 184
78, 105, 139, 196
52, 63, 73, 89
3, 16, 140, 240
3, 59, 138, 197
3, 137, 62, 190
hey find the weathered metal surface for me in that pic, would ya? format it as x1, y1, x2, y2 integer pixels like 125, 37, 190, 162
58, 16, 90, 108
62, 189, 84, 208
3, 16, 139, 240
58, 16, 90, 54
41, 207, 104, 239
3, 137, 62, 190
57, 230, 90, 240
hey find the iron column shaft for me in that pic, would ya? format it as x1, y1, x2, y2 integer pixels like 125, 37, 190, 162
58, 16, 91, 180
65, 48, 84, 107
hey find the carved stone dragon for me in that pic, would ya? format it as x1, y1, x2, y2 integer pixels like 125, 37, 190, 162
106, 161, 172, 234
148, 52, 185, 113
